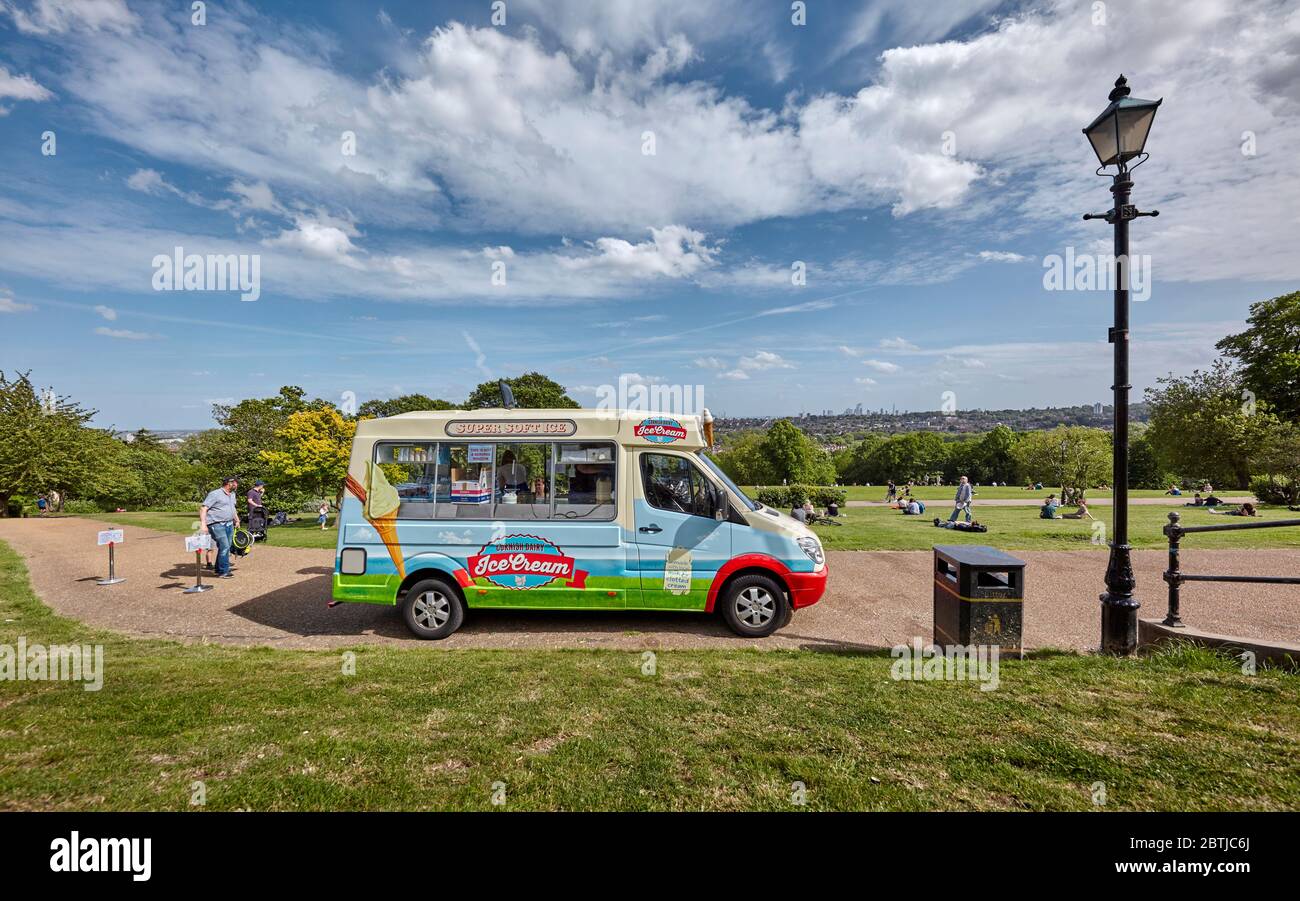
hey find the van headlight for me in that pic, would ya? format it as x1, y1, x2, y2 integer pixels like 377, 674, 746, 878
798, 536, 824, 567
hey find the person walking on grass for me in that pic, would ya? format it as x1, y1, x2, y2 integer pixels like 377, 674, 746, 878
200, 476, 240, 578
318, 501, 330, 530
948, 475, 973, 524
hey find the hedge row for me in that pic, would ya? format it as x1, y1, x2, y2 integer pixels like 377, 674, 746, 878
753, 485, 847, 508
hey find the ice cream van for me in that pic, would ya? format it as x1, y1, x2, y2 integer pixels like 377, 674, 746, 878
332, 406, 827, 639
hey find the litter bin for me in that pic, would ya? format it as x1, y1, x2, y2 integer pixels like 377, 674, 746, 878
933, 545, 1025, 654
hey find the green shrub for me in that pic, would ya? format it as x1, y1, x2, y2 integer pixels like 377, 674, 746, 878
62, 499, 106, 514
1249, 475, 1297, 506
754, 485, 847, 509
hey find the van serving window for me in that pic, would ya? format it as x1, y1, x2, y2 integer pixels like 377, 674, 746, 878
373, 440, 615, 521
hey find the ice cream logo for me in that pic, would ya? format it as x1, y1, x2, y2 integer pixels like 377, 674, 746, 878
635, 416, 687, 444
467, 534, 588, 590
344, 462, 405, 579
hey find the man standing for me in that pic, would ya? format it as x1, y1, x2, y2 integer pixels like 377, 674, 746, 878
200, 477, 240, 578
948, 475, 973, 524
247, 480, 266, 515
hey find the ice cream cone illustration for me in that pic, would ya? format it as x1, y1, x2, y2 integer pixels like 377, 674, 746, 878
362, 461, 405, 580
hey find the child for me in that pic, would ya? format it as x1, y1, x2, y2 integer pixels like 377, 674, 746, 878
318, 501, 330, 529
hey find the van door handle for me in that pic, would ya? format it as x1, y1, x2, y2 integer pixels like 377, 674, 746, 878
639, 524, 662, 533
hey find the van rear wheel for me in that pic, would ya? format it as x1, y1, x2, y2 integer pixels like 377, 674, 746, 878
401, 577, 465, 640
720, 574, 789, 638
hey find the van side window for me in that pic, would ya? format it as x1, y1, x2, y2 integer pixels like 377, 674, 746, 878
554, 443, 616, 520
374, 443, 440, 519
641, 454, 713, 518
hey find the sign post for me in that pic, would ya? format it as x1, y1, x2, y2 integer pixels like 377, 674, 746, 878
96, 530, 126, 586
184, 533, 214, 594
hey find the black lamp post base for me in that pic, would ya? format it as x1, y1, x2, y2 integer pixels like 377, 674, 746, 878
1100, 541, 1140, 654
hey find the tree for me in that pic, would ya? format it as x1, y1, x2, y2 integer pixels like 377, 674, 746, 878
1217, 291, 1300, 422
759, 420, 836, 485
862, 432, 949, 483
197, 385, 332, 485
357, 393, 456, 418
1012, 426, 1112, 495
1251, 422, 1300, 505
465, 372, 578, 409
977, 425, 1021, 484
1144, 360, 1280, 488
713, 430, 776, 485
259, 408, 357, 506
1127, 427, 1165, 490
0, 371, 119, 515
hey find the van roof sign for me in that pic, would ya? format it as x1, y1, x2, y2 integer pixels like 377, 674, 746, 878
446, 419, 577, 437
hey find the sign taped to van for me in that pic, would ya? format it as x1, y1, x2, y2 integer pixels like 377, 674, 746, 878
447, 419, 577, 438
634, 416, 687, 444
467, 534, 588, 590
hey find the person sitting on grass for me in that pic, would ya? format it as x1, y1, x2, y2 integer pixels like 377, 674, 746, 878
1040, 494, 1059, 519
1203, 492, 1224, 507
1208, 502, 1257, 517
902, 498, 925, 515
1184, 492, 1203, 507
1165, 484, 1182, 496
1061, 500, 1094, 520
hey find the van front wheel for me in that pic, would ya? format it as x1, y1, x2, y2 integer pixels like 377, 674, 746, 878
720, 574, 789, 638
401, 578, 465, 640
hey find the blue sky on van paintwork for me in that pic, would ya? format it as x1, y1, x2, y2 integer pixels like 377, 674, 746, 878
0, 0, 1297, 428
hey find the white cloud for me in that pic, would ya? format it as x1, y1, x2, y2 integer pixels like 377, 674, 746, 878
558, 226, 718, 278
0, 289, 34, 313
838, 345, 861, 357
0, 65, 53, 112
738, 351, 795, 372
855, 377, 878, 386
263, 214, 363, 267
694, 356, 727, 370
879, 336, 918, 351
863, 359, 901, 374
94, 326, 156, 340
1, 0, 135, 35
92, 304, 116, 320
978, 250, 1028, 263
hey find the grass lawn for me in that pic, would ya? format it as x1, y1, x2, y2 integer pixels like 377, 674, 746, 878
751, 486, 1202, 502
1, 539, 1298, 811
811, 504, 1300, 551
71, 511, 339, 549
72, 505, 1300, 553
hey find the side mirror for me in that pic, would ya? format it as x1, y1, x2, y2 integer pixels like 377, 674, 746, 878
714, 485, 730, 521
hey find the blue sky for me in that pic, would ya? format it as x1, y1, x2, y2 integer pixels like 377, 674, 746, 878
1, 0, 1297, 429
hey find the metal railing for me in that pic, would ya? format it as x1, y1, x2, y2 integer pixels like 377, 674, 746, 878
1161, 511, 1300, 627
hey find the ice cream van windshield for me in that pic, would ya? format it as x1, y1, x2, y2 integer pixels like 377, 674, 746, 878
697, 450, 759, 512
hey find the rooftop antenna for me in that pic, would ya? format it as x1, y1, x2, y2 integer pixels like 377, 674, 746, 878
498, 379, 516, 409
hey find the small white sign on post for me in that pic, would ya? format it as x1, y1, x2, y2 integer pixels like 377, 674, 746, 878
185, 534, 213, 553
97, 529, 124, 546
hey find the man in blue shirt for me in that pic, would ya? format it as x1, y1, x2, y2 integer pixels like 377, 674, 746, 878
948, 475, 973, 523
200, 477, 241, 578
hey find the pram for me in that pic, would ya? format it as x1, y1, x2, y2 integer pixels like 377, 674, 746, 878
246, 506, 269, 543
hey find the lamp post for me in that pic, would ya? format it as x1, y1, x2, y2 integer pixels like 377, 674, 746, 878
1081, 75, 1161, 654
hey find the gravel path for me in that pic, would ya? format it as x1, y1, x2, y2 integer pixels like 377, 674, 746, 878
2, 517, 1296, 652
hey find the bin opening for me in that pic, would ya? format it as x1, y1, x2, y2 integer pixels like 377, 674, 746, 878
936, 559, 958, 582
976, 570, 1011, 589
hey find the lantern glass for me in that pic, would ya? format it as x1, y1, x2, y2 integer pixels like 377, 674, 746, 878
1084, 96, 1160, 168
